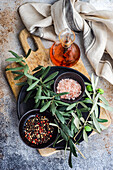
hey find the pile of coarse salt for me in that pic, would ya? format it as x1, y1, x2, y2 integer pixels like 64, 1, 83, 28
57, 78, 82, 100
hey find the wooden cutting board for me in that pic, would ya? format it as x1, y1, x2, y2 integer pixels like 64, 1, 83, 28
5, 29, 111, 156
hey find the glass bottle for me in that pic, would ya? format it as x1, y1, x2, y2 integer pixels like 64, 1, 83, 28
50, 28, 80, 67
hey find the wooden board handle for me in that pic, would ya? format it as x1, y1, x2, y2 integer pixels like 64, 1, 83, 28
19, 29, 46, 55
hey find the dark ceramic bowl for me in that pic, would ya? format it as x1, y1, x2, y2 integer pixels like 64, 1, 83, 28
19, 109, 58, 149
54, 72, 85, 103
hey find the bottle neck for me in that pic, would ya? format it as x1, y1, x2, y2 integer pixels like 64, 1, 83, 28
59, 31, 75, 48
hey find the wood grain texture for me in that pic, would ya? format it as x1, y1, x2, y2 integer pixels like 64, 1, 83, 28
5, 29, 111, 156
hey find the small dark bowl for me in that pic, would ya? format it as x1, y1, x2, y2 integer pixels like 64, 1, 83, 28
54, 72, 85, 103
19, 109, 58, 149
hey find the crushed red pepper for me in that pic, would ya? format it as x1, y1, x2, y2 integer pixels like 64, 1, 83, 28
24, 115, 54, 145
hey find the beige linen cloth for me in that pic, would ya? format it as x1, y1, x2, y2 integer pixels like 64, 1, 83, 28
19, 0, 113, 85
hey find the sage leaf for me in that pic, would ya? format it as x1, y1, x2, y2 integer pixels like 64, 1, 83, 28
68, 151, 72, 168
71, 112, 76, 119
60, 123, 73, 138
99, 95, 109, 105
25, 73, 38, 81
65, 118, 70, 121
55, 92, 69, 97
27, 79, 39, 91
35, 96, 52, 100
82, 99, 92, 104
40, 101, 51, 112
66, 110, 74, 114
16, 82, 27, 86
43, 90, 48, 96
55, 100, 69, 106
97, 103, 113, 112
45, 80, 54, 86
5, 58, 22, 62
71, 112, 81, 127
87, 120, 93, 124
74, 128, 78, 133
49, 123, 59, 128
8, 50, 20, 58
16, 58, 23, 62
99, 124, 107, 130
41, 66, 50, 79
60, 129, 68, 141
94, 105, 99, 118
12, 71, 23, 75
97, 118, 108, 123
43, 71, 59, 83
24, 65, 29, 74
24, 91, 33, 103
14, 74, 24, 80
34, 100, 40, 109
66, 103, 76, 111
25, 49, 31, 58
64, 141, 68, 158
60, 111, 71, 117
78, 101, 88, 108
95, 76, 99, 89
91, 74, 95, 93
5, 67, 24, 71
53, 134, 61, 147
85, 88, 92, 99
35, 68, 45, 77
90, 93, 100, 114
56, 111, 65, 124
79, 108, 90, 112
50, 102, 56, 115
80, 117, 85, 123
69, 139, 77, 157
76, 109, 82, 118
83, 129, 88, 142
27, 78, 32, 86
18, 62, 25, 67
33, 65, 42, 71
71, 118, 75, 134
92, 112, 101, 133
41, 99, 45, 108
85, 82, 91, 86
58, 106, 66, 112
74, 116, 80, 129
36, 86, 42, 99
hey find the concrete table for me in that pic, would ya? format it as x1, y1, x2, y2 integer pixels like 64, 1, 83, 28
0, 0, 113, 169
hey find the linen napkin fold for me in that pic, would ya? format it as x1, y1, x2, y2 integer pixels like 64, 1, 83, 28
19, 0, 113, 85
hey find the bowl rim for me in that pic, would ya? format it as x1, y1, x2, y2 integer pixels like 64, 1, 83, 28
54, 72, 85, 103
19, 109, 58, 149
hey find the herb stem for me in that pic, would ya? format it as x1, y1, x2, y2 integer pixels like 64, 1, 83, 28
74, 144, 86, 159
74, 106, 92, 141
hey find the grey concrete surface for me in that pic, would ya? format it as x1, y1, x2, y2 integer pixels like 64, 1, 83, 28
0, 0, 113, 170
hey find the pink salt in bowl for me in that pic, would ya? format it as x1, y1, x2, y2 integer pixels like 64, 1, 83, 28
54, 72, 85, 104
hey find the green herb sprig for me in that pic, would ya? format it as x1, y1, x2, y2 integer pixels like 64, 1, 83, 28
6, 50, 113, 168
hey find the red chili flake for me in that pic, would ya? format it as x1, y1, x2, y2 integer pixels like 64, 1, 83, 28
50, 135, 52, 138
